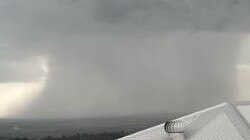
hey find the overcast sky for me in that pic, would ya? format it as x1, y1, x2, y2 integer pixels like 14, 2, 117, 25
1, 0, 250, 118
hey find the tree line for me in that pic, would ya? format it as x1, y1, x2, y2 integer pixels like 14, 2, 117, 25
1, 131, 127, 140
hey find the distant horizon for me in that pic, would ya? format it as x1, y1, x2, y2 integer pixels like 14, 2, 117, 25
0, 112, 185, 120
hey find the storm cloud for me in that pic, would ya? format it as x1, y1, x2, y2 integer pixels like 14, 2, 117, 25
0, 0, 250, 118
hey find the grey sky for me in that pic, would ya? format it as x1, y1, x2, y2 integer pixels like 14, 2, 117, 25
0, 0, 250, 118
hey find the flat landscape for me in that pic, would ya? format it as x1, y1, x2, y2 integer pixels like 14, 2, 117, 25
0, 113, 183, 139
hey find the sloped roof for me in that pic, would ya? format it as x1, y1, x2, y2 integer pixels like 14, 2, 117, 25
118, 101, 250, 140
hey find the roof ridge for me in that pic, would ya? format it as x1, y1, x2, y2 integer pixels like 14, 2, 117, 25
175, 102, 227, 121
230, 101, 250, 106
223, 103, 250, 139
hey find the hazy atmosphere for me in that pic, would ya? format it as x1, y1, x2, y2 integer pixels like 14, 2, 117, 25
1, 0, 250, 119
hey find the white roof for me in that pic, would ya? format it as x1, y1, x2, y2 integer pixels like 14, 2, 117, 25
118, 101, 250, 140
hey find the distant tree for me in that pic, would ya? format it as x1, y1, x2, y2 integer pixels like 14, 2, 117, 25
6, 131, 127, 140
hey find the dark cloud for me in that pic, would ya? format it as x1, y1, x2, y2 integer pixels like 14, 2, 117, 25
0, 0, 249, 118
93, 0, 247, 31
0, 0, 249, 42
